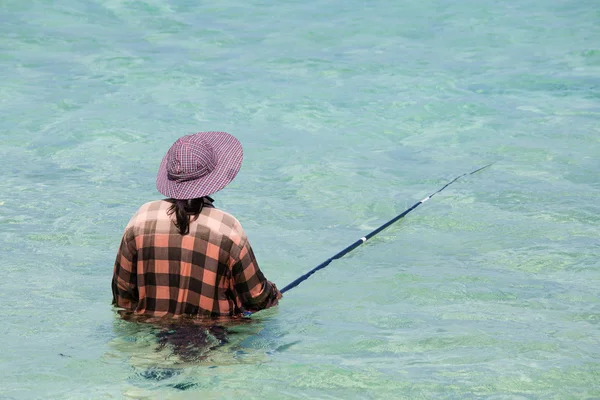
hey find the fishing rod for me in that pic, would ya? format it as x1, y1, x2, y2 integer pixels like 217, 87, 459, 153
279, 163, 494, 294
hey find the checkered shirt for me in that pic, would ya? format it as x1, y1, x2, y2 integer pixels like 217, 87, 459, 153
112, 200, 281, 318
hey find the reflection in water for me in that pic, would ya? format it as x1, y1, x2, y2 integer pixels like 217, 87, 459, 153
155, 324, 229, 363
108, 314, 273, 392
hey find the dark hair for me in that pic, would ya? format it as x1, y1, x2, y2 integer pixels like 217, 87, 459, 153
166, 198, 206, 235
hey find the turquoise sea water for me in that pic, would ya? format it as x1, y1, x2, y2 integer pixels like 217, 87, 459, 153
1, 0, 599, 398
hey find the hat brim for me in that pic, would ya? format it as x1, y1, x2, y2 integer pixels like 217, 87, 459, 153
156, 131, 243, 200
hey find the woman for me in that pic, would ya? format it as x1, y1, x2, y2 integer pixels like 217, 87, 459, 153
112, 131, 282, 320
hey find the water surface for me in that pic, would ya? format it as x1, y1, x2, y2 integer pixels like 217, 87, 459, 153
1, 0, 599, 398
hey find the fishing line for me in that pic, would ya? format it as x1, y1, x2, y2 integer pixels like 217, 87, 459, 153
279, 163, 494, 294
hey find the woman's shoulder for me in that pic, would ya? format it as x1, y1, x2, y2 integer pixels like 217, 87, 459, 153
134, 199, 170, 216
203, 207, 243, 230
201, 207, 247, 243
126, 200, 170, 228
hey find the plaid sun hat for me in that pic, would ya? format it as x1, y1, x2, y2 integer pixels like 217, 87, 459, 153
156, 131, 243, 200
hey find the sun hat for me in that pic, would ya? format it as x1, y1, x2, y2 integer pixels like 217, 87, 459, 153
156, 131, 243, 200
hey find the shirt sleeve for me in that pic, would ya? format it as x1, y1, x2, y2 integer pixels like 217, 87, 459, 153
111, 227, 139, 310
231, 236, 282, 312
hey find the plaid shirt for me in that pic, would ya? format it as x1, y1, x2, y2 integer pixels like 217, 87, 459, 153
112, 199, 281, 318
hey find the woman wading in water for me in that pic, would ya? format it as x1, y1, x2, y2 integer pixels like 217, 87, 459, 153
112, 131, 281, 363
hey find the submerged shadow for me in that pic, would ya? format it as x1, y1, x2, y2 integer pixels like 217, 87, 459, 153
107, 315, 279, 393
154, 324, 230, 363
109, 315, 267, 391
